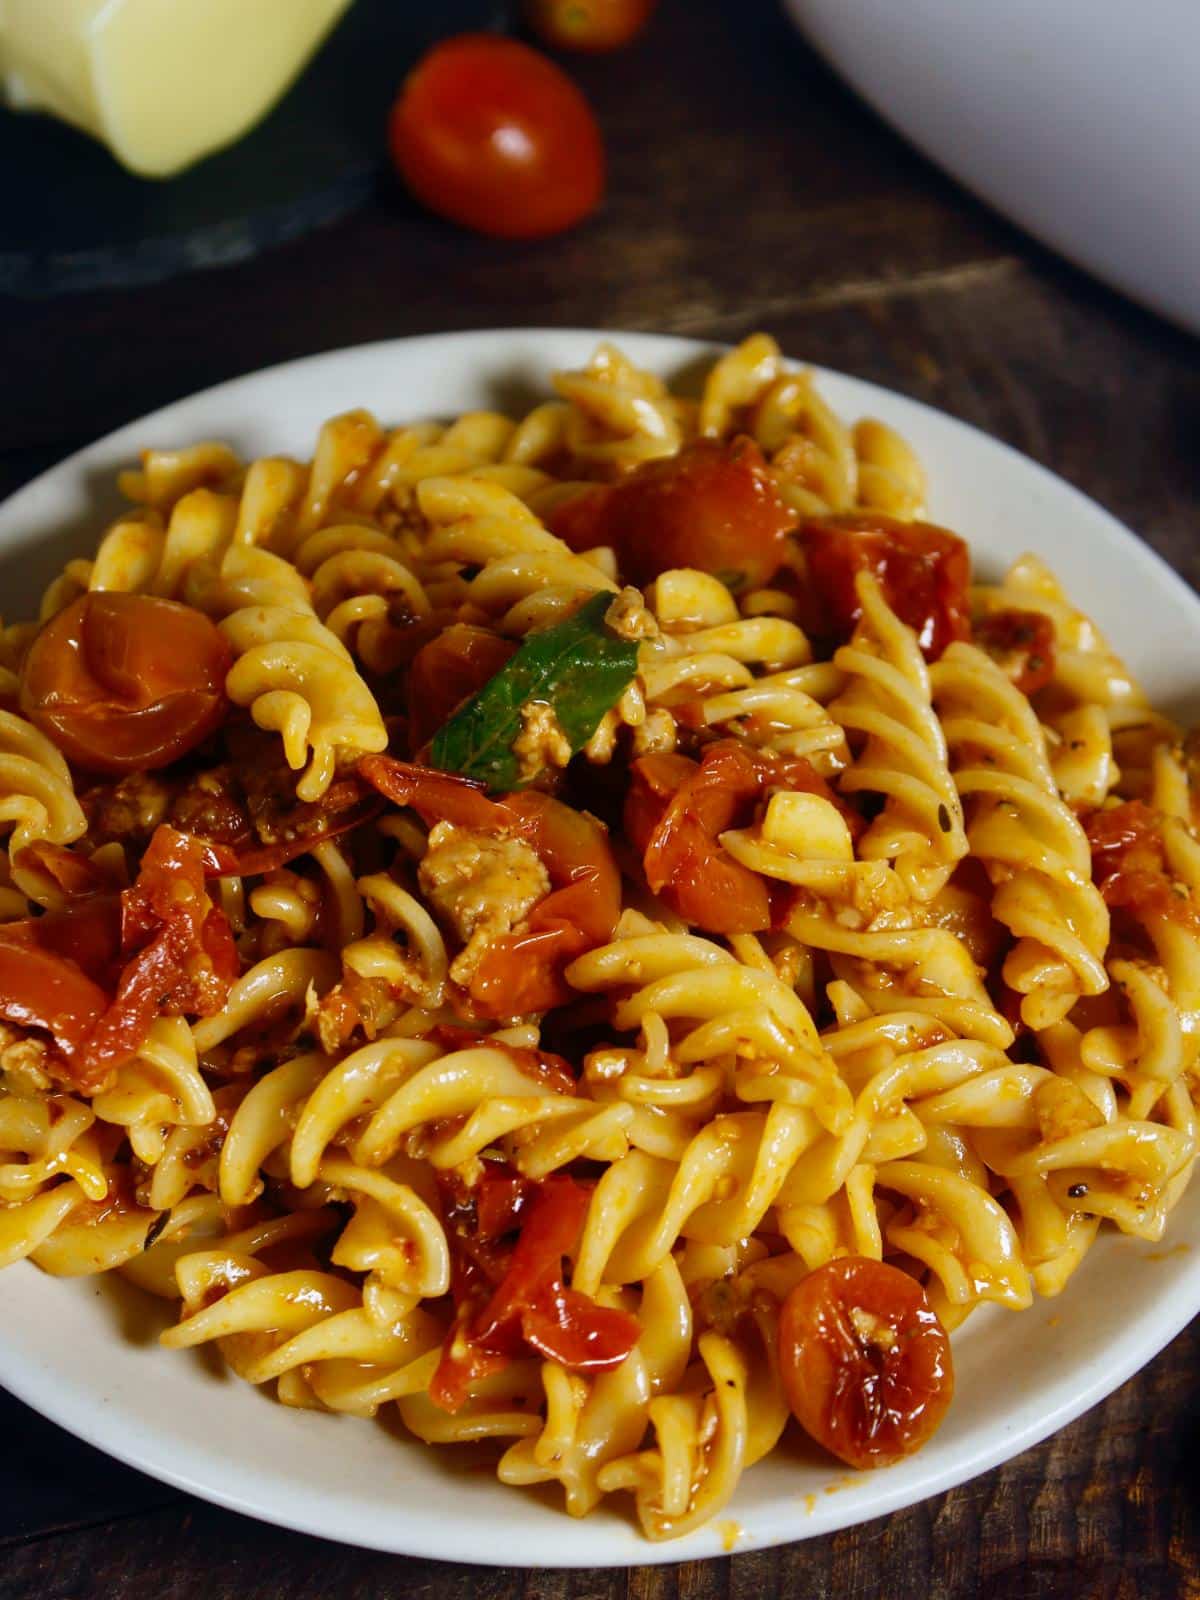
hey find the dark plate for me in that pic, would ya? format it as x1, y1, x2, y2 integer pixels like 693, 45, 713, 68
0, 0, 503, 297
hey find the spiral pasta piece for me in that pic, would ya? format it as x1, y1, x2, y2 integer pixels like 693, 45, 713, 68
932, 640, 1110, 1028
0, 708, 88, 906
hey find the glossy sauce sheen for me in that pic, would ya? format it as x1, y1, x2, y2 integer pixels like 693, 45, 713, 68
798, 513, 971, 658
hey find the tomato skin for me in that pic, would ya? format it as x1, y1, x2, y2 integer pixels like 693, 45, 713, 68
389, 34, 604, 240
779, 1257, 954, 1469
627, 745, 771, 934
407, 624, 516, 751
973, 607, 1056, 695
11, 840, 111, 899
431, 1170, 640, 1412
549, 437, 795, 590
0, 826, 237, 1093
0, 939, 109, 1058
626, 740, 856, 935
525, 0, 658, 51
20, 593, 231, 774
358, 756, 502, 831
797, 513, 971, 659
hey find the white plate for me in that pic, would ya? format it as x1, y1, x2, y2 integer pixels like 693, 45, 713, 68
783, 0, 1200, 335
2, 329, 1199, 1567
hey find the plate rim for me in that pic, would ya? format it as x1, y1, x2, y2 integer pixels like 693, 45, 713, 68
2, 325, 1200, 1567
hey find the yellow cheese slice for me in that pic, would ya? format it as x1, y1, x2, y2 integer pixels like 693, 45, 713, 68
0, 0, 354, 177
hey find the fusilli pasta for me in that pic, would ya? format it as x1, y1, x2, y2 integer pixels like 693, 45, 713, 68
2, 336, 1196, 1544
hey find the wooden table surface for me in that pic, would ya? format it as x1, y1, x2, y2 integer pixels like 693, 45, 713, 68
2, 3, 1199, 1596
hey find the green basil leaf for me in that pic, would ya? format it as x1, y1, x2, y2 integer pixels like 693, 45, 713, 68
428, 591, 638, 792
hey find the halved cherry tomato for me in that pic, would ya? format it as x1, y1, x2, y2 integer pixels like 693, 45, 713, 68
549, 437, 795, 591
797, 513, 971, 659
20, 593, 231, 774
431, 1171, 640, 1411
525, 0, 658, 52
626, 740, 857, 935
627, 745, 770, 933
389, 34, 604, 240
779, 1257, 954, 1469
360, 757, 621, 1014
973, 608, 1056, 695
407, 624, 516, 751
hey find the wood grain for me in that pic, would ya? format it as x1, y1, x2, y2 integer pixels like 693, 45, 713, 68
2, 0, 1200, 1594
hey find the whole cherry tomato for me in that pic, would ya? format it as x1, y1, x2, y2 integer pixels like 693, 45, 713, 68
20, 593, 230, 774
525, 0, 658, 52
388, 34, 605, 239
548, 438, 795, 591
779, 1257, 954, 1469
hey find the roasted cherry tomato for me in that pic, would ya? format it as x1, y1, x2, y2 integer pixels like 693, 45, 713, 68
407, 623, 516, 751
20, 593, 231, 774
0, 938, 109, 1060
626, 745, 771, 933
431, 1171, 640, 1412
626, 740, 856, 935
388, 34, 604, 239
471, 788, 621, 1015
359, 757, 621, 1015
973, 607, 1056, 695
0, 826, 237, 1093
779, 1257, 954, 1469
797, 513, 971, 659
525, 0, 658, 51
549, 437, 795, 591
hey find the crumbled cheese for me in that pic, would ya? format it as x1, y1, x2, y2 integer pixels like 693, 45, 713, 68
583, 680, 649, 765
512, 701, 574, 784
0, 1021, 51, 1091
418, 822, 550, 985
584, 1048, 631, 1083
631, 706, 677, 756
605, 586, 659, 642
